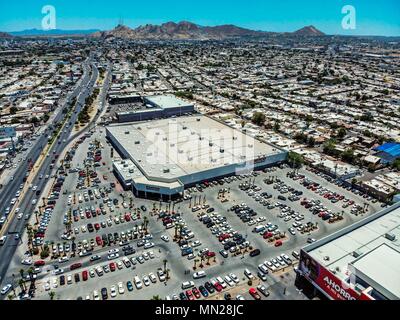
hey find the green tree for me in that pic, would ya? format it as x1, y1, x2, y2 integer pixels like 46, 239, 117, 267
337, 127, 347, 139
288, 151, 304, 169
251, 112, 266, 126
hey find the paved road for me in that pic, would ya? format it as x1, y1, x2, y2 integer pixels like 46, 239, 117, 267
0, 55, 100, 288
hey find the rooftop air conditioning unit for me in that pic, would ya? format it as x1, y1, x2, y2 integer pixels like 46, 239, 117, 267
163, 168, 170, 173
178, 150, 183, 154
183, 126, 187, 130
352, 250, 363, 258
135, 141, 140, 144
170, 143, 175, 147
147, 152, 153, 156
248, 144, 253, 148
220, 148, 225, 153
125, 131, 130, 134
188, 157, 193, 161
197, 118, 201, 121
385, 233, 396, 241
209, 142, 214, 147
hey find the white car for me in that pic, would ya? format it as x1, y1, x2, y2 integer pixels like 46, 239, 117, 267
58, 256, 69, 263
17, 213, 24, 220
142, 276, 151, 286
93, 290, 100, 300
118, 282, 125, 294
110, 285, 117, 298
21, 258, 32, 265
1, 284, 12, 295
149, 272, 157, 283
229, 273, 239, 284
108, 253, 119, 260
161, 235, 169, 242
144, 242, 154, 249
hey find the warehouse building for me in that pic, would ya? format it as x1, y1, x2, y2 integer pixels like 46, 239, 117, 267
106, 115, 287, 200
113, 94, 195, 123
296, 201, 400, 300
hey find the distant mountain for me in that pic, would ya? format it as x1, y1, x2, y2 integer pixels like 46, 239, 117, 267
293, 25, 325, 36
0, 32, 13, 38
93, 21, 268, 40
10, 28, 101, 37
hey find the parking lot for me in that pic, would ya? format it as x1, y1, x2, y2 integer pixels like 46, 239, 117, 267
2, 124, 385, 301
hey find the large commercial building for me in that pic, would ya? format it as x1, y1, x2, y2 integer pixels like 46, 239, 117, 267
296, 201, 400, 300
111, 95, 195, 123
106, 115, 287, 200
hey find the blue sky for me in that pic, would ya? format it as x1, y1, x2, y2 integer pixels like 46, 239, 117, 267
0, 0, 399, 36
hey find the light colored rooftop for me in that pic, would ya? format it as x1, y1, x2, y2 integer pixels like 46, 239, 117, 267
307, 203, 400, 296
350, 244, 400, 299
145, 95, 193, 109
107, 115, 282, 182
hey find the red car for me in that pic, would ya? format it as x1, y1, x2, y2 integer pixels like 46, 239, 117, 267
206, 251, 216, 258
192, 287, 201, 299
82, 270, 88, 281
94, 223, 100, 231
74, 216, 79, 222
249, 288, 261, 300
86, 211, 91, 219
70, 263, 82, 270
214, 282, 223, 292
124, 213, 131, 222
95, 236, 103, 246
109, 262, 116, 272
185, 290, 195, 301
263, 232, 273, 239
274, 240, 283, 247
34, 260, 45, 267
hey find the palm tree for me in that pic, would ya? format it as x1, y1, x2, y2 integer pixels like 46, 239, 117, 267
151, 295, 162, 300
19, 269, 25, 280
48, 291, 56, 300
18, 279, 26, 292
7, 294, 14, 300
193, 258, 199, 270
163, 259, 168, 274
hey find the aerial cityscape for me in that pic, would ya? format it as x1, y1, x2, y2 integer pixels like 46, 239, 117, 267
0, 0, 399, 303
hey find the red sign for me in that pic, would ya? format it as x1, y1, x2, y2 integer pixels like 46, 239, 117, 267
299, 251, 372, 300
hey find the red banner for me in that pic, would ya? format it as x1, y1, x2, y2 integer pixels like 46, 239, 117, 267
299, 251, 372, 300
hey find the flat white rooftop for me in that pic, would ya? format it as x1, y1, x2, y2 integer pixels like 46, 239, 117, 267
107, 115, 283, 181
145, 95, 193, 109
306, 203, 400, 298
351, 244, 400, 299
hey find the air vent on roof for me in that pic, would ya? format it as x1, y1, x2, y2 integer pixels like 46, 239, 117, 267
163, 137, 167, 141
240, 155, 246, 159
129, 169, 134, 173
163, 168, 170, 173
197, 118, 201, 121
188, 157, 193, 161
170, 143, 175, 147
156, 132, 160, 135
147, 152, 153, 157
233, 136, 238, 140
183, 126, 187, 130
178, 150, 183, 154
209, 142, 214, 147
199, 136, 203, 140
248, 144, 253, 148
352, 250, 362, 258
135, 141, 140, 144
125, 131, 130, 134
220, 148, 225, 153
385, 233, 396, 241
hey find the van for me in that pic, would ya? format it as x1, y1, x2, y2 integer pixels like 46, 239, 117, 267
193, 271, 206, 279
253, 225, 265, 233
181, 281, 195, 290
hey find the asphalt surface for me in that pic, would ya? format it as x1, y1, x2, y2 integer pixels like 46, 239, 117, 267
0, 55, 101, 287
